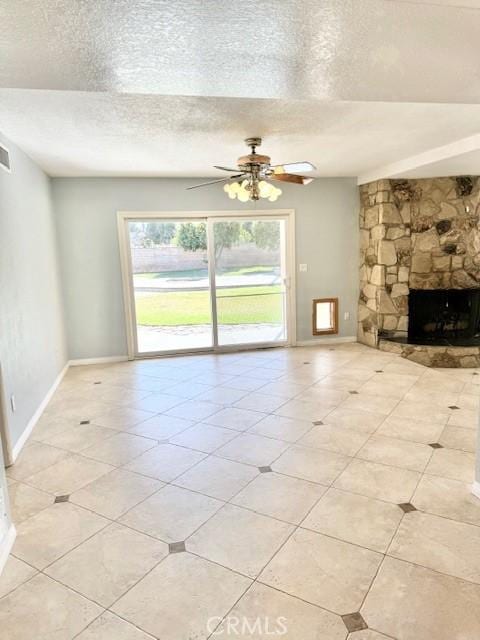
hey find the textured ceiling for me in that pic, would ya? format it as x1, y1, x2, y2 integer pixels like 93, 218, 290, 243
2, 0, 480, 103
2, 1, 480, 178
3, 90, 480, 177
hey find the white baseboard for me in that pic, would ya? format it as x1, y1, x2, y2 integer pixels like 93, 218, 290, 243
472, 481, 480, 500
11, 362, 69, 463
295, 336, 357, 347
8, 355, 127, 463
0, 525, 16, 576
68, 356, 128, 366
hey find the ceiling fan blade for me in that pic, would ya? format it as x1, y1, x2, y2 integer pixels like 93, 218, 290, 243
272, 161, 316, 175
270, 173, 314, 185
186, 174, 246, 190
214, 165, 241, 172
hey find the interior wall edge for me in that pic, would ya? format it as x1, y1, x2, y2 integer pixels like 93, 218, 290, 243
0, 131, 69, 454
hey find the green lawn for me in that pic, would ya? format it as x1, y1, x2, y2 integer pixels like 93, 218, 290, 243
135, 286, 283, 325
136, 265, 276, 279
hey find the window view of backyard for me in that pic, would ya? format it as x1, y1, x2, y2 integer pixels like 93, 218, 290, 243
128, 219, 287, 353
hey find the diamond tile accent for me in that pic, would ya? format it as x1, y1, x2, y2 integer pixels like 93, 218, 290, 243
6, 342, 480, 640
342, 612, 368, 633
398, 502, 417, 513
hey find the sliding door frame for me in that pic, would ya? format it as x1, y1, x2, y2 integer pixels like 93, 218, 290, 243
117, 209, 296, 359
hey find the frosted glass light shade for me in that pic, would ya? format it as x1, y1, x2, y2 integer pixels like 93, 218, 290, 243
223, 179, 282, 202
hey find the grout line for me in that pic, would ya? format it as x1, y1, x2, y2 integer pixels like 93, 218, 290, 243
355, 396, 445, 614
4, 345, 480, 640
71, 610, 157, 640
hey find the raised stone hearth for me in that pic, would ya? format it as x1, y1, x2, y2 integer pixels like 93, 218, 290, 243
379, 338, 480, 368
358, 176, 480, 367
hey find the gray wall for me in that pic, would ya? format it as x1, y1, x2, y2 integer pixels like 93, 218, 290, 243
0, 133, 67, 450
0, 367, 11, 551
52, 177, 359, 359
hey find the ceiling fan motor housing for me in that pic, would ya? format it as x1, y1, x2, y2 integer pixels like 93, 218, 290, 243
238, 137, 271, 173
237, 153, 271, 168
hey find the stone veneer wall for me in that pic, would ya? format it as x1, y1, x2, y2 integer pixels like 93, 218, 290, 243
358, 176, 480, 348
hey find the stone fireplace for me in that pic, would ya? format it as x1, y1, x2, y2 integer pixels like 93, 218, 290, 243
358, 176, 480, 367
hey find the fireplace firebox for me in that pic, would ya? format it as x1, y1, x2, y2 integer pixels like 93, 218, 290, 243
408, 289, 480, 346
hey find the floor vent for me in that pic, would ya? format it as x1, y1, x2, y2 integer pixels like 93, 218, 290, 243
0, 144, 11, 172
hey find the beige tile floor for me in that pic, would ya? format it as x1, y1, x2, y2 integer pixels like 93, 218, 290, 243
1, 342, 480, 639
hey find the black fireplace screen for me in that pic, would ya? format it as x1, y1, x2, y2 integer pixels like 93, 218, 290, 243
409, 289, 480, 345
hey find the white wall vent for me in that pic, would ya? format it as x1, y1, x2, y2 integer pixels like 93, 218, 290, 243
0, 144, 11, 172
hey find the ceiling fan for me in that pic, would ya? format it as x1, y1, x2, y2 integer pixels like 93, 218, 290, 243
187, 137, 316, 202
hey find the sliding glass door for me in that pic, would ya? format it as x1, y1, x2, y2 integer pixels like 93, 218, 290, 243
212, 218, 287, 347
120, 212, 294, 357
127, 219, 213, 354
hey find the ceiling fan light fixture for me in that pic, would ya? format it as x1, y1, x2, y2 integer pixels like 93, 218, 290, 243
224, 179, 282, 202
268, 187, 282, 202
258, 180, 272, 198
189, 138, 314, 200
223, 182, 241, 198
237, 189, 250, 203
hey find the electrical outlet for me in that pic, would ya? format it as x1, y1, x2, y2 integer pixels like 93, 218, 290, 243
10, 395, 16, 413
344, 311, 350, 320
299, 264, 308, 272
